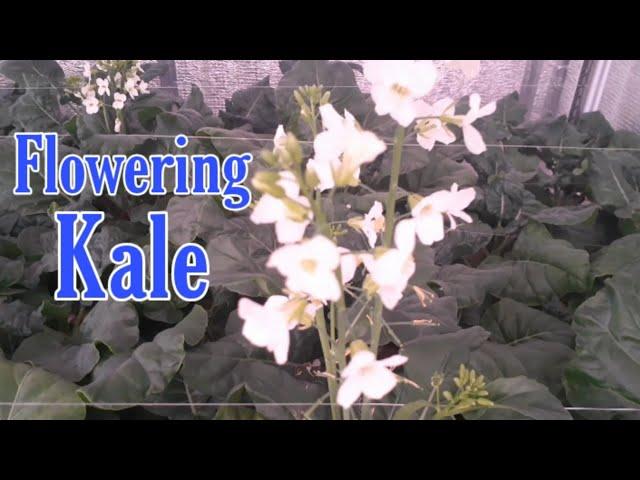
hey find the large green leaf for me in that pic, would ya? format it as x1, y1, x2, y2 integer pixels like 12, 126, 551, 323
466, 376, 571, 420
166, 196, 224, 245
0, 300, 44, 337
523, 116, 588, 157
0, 358, 85, 420
591, 233, 640, 278
400, 326, 491, 400
0, 60, 65, 88
479, 298, 574, 395
508, 222, 591, 293
435, 225, 590, 307
587, 151, 640, 218
9, 91, 66, 132
528, 204, 599, 226
77, 310, 207, 410
433, 221, 493, 265
13, 328, 100, 382
221, 76, 278, 134
181, 334, 328, 420
564, 263, 640, 419
205, 215, 282, 297
77, 113, 149, 155
383, 293, 459, 343
77, 300, 139, 353
480, 298, 573, 346
484, 176, 545, 223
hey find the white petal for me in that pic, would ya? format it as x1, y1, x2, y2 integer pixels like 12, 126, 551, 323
270, 324, 290, 365
469, 93, 481, 112
239, 300, 270, 348
462, 124, 487, 155
274, 125, 286, 150
394, 219, 416, 254
391, 101, 418, 128
361, 366, 398, 400
415, 211, 445, 246
408, 61, 438, 96
342, 351, 376, 378
275, 218, 308, 244
319, 103, 344, 132
378, 355, 408, 369
417, 132, 436, 151
434, 126, 457, 145
451, 210, 473, 224
449, 186, 476, 211
378, 284, 405, 309
371, 85, 394, 116
339, 251, 360, 284
369, 201, 384, 220
478, 101, 497, 118
337, 377, 364, 409
308, 236, 341, 269
251, 195, 286, 224
307, 157, 335, 191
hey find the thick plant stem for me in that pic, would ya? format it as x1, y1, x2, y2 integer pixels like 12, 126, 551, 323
316, 309, 340, 420
363, 126, 405, 421
371, 125, 406, 354
383, 126, 406, 247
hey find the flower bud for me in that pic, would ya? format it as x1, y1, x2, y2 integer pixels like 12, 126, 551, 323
293, 89, 305, 108
363, 274, 379, 297
281, 198, 311, 222
349, 339, 369, 356
305, 167, 320, 190
284, 133, 303, 164
261, 149, 279, 167
252, 171, 286, 198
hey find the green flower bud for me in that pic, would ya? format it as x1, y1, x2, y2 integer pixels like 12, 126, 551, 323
281, 198, 310, 222
349, 339, 369, 356
252, 171, 285, 198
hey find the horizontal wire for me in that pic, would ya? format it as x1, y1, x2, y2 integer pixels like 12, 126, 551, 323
0, 83, 587, 92
0, 133, 637, 152
434, 229, 608, 249
0, 402, 638, 412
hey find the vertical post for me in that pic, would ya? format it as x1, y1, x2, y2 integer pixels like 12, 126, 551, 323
519, 60, 544, 121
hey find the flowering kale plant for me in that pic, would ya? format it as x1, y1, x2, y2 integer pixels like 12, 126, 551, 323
1, 59, 640, 420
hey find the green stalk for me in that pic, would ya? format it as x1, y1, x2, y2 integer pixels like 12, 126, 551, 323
315, 309, 340, 420
383, 126, 406, 247
372, 125, 406, 352
363, 126, 406, 421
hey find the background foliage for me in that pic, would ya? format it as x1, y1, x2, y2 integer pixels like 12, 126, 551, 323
1, 60, 639, 419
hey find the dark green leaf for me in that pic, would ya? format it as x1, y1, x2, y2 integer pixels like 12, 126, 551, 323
564, 263, 640, 418
466, 376, 571, 420
0, 358, 85, 420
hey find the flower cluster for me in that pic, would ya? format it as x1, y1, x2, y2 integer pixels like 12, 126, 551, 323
238, 60, 486, 413
74, 60, 150, 133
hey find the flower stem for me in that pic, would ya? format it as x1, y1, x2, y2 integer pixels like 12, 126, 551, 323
363, 126, 405, 421
372, 125, 406, 351
383, 126, 406, 247
102, 104, 111, 134
315, 309, 340, 420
